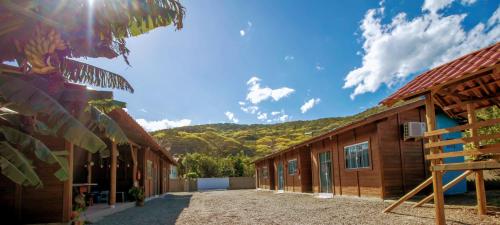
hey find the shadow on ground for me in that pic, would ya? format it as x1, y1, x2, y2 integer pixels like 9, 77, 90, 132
94, 193, 192, 225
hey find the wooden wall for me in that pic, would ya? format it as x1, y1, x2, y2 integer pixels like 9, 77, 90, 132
335, 123, 382, 198
266, 105, 428, 199
255, 160, 274, 190
0, 136, 72, 224
378, 107, 427, 198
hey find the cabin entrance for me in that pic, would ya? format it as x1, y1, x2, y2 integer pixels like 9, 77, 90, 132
319, 151, 332, 194
277, 162, 284, 191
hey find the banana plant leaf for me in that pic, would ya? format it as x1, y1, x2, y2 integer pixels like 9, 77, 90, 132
83, 106, 129, 145
0, 126, 68, 181
0, 73, 109, 157
62, 59, 134, 93
88, 99, 126, 114
0, 141, 42, 187
0, 108, 55, 136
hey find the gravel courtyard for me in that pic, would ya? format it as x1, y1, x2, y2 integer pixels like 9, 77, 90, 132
95, 190, 500, 225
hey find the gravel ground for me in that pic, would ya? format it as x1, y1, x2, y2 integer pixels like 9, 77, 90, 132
95, 190, 500, 225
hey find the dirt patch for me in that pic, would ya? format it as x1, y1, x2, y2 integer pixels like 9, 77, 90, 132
96, 190, 500, 225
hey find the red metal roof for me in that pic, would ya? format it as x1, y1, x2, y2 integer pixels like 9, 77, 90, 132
381, 42, 500, 105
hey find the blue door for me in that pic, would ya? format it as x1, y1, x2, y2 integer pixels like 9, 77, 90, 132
277, 162, 284, 190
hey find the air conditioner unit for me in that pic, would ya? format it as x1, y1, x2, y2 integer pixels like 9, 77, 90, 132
403, 122, 426, 141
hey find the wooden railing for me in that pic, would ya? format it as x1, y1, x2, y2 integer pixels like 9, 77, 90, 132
422, 117, 500, 171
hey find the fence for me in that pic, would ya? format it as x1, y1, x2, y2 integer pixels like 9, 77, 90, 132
169, 177, 255, 192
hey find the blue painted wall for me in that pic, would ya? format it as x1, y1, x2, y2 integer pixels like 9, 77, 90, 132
436, 111, 467, 195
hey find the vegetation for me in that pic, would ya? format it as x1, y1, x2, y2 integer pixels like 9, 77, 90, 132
0, 0, 185, 187
154, 101, 419, 178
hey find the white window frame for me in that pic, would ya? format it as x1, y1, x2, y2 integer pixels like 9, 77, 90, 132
288, 159, 298, 175
262, 166, 269, 178
344, 141, 370, 169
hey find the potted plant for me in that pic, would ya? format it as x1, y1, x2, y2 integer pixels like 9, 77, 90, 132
129, 187, 145, 206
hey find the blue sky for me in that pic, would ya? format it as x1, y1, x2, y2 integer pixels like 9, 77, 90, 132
82, 0, 500, 131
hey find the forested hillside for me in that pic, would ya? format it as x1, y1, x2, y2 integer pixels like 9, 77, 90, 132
152, 103, 408, 158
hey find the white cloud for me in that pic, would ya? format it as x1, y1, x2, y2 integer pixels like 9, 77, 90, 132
461, 0, 477, 5
123, 108, 128, 112
344, 2, 500, 99
240, 105, 259, 114
257, 112, 268, 120
315, 64, 325, 71
139, 108, 148, 113
245, 76, 295, 104
136, 118, 192, 132
238, 101, 246, 106
284, 55, 295, 61
422, 0, 454, 13
300, 98, 321, 113
225, 111, 239, 123
240, 21, 252, 37
278, 114, 289, 122
271, 111, 281, 116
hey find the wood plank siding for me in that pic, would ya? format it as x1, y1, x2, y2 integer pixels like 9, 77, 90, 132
255, 100, 431, 199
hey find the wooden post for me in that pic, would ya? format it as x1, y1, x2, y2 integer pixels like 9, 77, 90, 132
467, 103, 487, 215
62, 142, 73, 222
475, 170, 487, 215
425, 93, 446, 225
130, 144, 138, 187
109, 141, 117, 207
87, 152, 92, 192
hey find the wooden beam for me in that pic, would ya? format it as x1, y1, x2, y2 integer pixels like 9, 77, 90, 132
382, 176, 433, 213
424, 133, 500, 149
443, 93, 500, 111
467, 103, 487, 216
424, 118, 500, 137
431, 161, 500, 171
87, 152, 92, 192
475, 170, 487, 215
110, 142, 117, 207
62, 142, 73, 222
412, 170, 472, 208
425, 145, 500, 160
130, 144, 138, 187
425, 94, 446, 225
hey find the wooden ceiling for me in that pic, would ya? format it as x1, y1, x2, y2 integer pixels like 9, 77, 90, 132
432, 64, 499, 118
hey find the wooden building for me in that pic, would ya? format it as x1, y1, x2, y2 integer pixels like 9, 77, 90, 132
255, 100, 465, 199
381, 42, 500, 224
0, 83, 176, 224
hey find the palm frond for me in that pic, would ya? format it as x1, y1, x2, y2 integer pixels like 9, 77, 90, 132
0, 0, 185, 63
0, 141, 42, 187
88, 99, 126, 114
0, 73, 109, 156
85, 106, 129, 145
0, 126, 68, 181
62, 59, 134, 93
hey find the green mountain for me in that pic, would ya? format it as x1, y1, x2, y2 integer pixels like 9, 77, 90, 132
152, 103, 403, 158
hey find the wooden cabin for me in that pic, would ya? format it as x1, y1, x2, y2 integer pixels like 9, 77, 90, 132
255, 100, 466, 199
0, 83, 176, 224
380, 42, 500, 224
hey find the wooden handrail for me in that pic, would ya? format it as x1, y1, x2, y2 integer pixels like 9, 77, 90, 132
424, 133, 500, 149
431, 161, 500, 171
424, 118, 500, 137
426, 143, 500, 160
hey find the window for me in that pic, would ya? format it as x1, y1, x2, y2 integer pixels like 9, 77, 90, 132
262, 167, 269, 178
288, 159, 298, 175
146, 160, 153, 179
169, 165, 178, 179
344, 141, 370, 169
